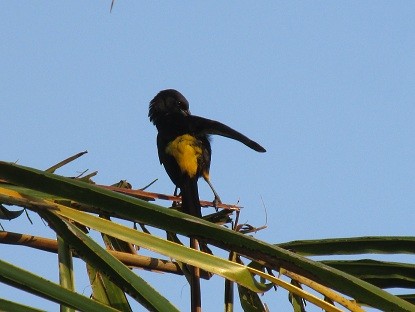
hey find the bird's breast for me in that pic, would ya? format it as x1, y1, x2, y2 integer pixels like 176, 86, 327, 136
165, 134, 202, 178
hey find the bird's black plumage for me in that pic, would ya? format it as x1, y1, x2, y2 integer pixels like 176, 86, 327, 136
149, 89, 265, 218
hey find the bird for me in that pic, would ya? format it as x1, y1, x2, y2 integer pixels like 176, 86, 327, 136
149, 89, 265, 310
148, 89, 266, 219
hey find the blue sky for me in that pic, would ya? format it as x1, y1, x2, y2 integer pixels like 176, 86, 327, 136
1, 2, 414, 311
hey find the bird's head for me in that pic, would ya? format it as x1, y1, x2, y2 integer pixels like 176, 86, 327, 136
149, 89, 191, 125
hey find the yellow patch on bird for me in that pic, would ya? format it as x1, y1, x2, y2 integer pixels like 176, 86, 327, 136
165, 134, 202, 178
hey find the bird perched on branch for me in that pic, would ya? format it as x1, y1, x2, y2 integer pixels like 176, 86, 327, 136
149, 89, 266, 218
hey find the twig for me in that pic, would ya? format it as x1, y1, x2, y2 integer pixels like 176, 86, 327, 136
190, 238, 202, 312
97, 184, 241, 210
45, 151, 88, 173
0, 231, 184, 275
280, 268, 365, 312
140, 179, 158, 191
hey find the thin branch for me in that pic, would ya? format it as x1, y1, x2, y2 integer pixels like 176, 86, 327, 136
0, 231, 183, 275
190, 238, 202, 312
97, 184, 241, 210
45, 151, 88, 173
280, 268, 365, 312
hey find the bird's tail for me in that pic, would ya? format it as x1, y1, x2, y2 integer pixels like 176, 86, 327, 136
181, 177, 202, 218
181, 178, 213, 256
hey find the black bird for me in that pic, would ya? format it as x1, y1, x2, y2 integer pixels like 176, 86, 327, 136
149, 89, 266, 218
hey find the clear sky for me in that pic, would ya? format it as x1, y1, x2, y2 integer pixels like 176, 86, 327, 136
1, 2, 414, 311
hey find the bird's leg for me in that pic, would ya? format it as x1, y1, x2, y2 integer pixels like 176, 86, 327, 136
204, 177, 222, 210
172, 186, 180, 207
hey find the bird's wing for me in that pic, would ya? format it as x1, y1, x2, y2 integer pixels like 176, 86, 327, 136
189, 115, 266, 152
156, 134, 166, 164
